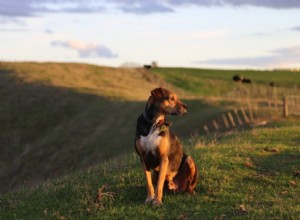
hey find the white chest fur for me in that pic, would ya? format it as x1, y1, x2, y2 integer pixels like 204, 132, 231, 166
140, 128, 161, 155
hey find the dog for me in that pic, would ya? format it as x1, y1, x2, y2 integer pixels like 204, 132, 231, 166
135, 87, 198, 207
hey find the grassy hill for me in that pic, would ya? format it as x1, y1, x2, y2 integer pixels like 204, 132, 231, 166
0, 62, 229, 194
0, 62, 299, 218
152, 67, 300, 96
0, 120, 299, 219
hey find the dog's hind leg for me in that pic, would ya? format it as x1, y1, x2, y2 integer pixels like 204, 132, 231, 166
185, 156, 198, 193
173, 156, 198, 193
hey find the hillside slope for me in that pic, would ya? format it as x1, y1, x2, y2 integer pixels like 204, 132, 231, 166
0, 121, 299, 219
0, 62, 170, 100
0, 62, 226, 194
1, 62, 299, 194
152, 67, 300, 96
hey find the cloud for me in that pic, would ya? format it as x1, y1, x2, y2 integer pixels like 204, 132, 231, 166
105, 0, 300, 14
0, 0, 105, 17
51, 40, 118, 58
0, 28, 29, 32
0, 0, 33, 17
291, 26, 300, 31
45, 28, 53, 34
194, 46, 300, 68
1, 0, 300, 18
119, 2, 174, 14
167, 0, 300, 9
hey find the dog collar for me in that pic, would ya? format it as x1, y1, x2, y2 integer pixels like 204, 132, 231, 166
142, 111, 166, 126
142, 111, 154, 125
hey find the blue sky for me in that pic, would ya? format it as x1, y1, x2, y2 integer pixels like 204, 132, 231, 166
1, 0, 300, 69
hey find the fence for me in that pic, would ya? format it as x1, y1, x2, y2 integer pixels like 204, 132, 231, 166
202, 84, 300, 135
283, 95, 300, 117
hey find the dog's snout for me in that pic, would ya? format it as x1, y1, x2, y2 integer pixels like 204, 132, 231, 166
177, 101, 188, 115
182, 103, 188, 109
178, 100, 188, 109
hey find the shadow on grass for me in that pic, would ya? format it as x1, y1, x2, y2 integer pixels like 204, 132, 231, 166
0, 68, 224, 194
253, 149, 300, 175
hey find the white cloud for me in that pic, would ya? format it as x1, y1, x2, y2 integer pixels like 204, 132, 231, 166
51, 40, 118, 58
194, 46, 300, 68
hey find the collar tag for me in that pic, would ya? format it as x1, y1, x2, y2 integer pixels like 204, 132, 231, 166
160, 125, 167, 132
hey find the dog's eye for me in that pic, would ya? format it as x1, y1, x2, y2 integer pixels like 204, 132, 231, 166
169, 97, 175, 101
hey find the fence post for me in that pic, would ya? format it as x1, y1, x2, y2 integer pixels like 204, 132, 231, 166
222, 114, 230, 129
227, 112, 236, 127
283, 96, 288, 117
212, 120, 219, 131
234, 109, 243, 126
247, 100, 254, 122
203, 125, 210, 136
240, 107, 250, 123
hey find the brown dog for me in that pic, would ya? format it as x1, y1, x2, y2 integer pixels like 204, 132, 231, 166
135, 87, 198, 207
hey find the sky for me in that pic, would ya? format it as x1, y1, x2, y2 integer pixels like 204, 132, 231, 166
1, 0, 300, 69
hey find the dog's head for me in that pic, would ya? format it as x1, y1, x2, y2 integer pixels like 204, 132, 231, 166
148, 87, 188, 116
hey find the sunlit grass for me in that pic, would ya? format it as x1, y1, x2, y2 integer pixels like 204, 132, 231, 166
1, 121, 299, 219
0, 62, 299, 219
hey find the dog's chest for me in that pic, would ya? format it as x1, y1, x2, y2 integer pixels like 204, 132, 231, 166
140, 129, 161, 155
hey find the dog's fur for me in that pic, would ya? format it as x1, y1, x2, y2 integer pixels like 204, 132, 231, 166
135, 87, 198, 206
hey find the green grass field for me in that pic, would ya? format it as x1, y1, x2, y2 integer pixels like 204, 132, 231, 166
152, 67, 300, 96
0, 62, 229, 194
1, 120, 299, 219
0, 62, 299, 219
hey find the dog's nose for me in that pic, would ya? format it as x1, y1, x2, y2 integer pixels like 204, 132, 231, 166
182, 103, 188, 109
178, 100, 188, 109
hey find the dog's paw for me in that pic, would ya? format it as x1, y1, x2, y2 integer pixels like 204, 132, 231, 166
168, 181, 177, 191
189, 190, 197, 196
152, 200, 163, 208
145, 196, 155, 204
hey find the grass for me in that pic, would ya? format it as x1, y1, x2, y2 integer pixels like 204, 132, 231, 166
0, 120, 299, 219
0, 76, 225, 194
0, 62, 175, 100
0, 62, 299, 219
0, 62, 230, 194
152, 67, 300, 96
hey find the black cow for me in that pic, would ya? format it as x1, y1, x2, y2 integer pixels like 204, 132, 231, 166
242, 78, 252, 83
232, 74, 242, 82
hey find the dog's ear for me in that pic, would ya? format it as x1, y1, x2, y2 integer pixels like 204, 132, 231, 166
151, 88, 167, 100
146, 96, 155, 109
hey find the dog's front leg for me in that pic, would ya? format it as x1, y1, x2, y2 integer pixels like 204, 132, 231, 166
140, 158, 155, 203
153, 155, 169, 207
